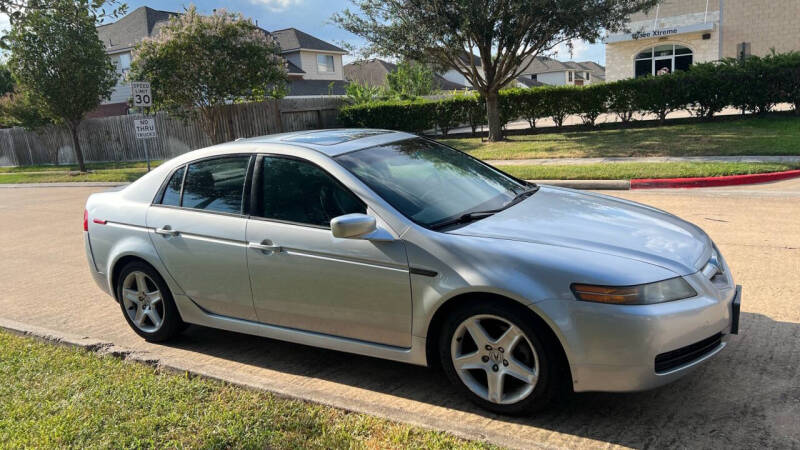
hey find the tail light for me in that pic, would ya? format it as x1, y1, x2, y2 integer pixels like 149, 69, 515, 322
83, 209, 89, 232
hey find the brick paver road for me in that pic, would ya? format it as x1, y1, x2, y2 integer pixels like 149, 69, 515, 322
1, 181, 798, 449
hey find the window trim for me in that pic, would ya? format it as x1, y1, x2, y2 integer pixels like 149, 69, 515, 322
151, 154, 255, 218
249, 153, 367, 230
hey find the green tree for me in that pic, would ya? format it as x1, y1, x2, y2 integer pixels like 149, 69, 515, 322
130, 6, 287, 144
0, 63, 14, 96
0, 88, 52, 129
386, 61, 434, 98
334, 0, 657, 141
7, 0, 118, 172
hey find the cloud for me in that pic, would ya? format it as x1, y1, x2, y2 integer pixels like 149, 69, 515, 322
249, 0, 303, 12
0, 13, 9, 32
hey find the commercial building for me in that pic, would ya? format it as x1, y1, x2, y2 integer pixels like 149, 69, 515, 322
604, 0, 800, 82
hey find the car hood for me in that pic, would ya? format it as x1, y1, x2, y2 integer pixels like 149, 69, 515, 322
448, 186, 711, 276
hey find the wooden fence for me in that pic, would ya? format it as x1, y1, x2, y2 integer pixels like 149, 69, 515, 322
0, 97, 346, 167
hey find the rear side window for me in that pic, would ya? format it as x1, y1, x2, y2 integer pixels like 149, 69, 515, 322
181, 157, 250, 214
258, 157, 365, 227
160, 166, 185, 206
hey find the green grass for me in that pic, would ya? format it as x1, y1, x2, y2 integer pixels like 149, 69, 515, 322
0, 160, 162, 174
0, 168, 149, 183
500, 162, 800, 180
0, 331, 493, 449
448, 115, 800, 160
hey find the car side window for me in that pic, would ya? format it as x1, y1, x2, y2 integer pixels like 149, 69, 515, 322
160, 166, 185, 206
181, 156, 250, 214
259, 156, 365, 227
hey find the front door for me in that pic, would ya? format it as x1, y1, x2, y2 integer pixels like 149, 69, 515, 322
246, 155, 412, 347
147, 155, 256, 320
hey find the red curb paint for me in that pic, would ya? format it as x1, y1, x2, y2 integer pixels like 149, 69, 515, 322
631, 169, 800, 189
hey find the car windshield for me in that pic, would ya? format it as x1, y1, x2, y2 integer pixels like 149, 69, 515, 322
335, 138, 529, 228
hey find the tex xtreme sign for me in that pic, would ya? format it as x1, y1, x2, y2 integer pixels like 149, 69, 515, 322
604, 22, 715, 44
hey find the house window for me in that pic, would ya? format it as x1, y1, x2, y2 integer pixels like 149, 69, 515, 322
317, 54, 335, 73
585, 72, 591, 81
117, 52, 131, 77
531, 74, 537, 81
634, 44, 693, 77
568, 71, 573, 82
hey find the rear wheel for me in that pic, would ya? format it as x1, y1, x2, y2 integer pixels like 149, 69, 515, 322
439, 302, 559, 415
116, 261, 184, 342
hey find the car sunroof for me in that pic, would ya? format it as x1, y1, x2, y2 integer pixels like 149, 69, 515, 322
281, 130, 390, 146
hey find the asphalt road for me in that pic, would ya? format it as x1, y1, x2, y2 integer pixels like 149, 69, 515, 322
1, 181, 798, 449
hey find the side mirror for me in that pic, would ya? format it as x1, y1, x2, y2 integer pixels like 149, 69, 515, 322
331, 213, 377, 239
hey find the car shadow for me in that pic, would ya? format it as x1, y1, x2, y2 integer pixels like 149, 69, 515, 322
161, 311, 799, 448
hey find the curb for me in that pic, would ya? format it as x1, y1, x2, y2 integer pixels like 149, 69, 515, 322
528, 179, 631, 190
631, 169, 800, 189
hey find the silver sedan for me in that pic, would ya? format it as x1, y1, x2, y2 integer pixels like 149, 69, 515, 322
84, 129, 741, 414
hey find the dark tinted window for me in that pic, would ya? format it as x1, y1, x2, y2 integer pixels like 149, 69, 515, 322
181, 157, 250, 214
160, 166, 185, 206
258, 157, 365, 227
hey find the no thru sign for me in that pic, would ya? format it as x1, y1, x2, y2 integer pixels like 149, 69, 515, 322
134, 118, 157, 139
131, 81, 152, 107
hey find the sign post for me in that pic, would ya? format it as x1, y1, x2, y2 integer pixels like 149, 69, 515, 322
131, 82, 154, 171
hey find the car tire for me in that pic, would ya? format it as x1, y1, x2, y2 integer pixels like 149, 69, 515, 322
116, 261, 185, 343
439, 301, 560, 415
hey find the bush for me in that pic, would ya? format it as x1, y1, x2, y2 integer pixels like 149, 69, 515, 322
338, 51, 800, 133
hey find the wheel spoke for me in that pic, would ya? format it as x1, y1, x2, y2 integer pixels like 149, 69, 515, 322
146, 308, 162, 328
505, 356, 537, 384
147, 292, 162, 306
122, 289, 140, 305
135, 273, 148, 294
464, 319, 492, 348
495, 325, 523, 352
133, 306, 146, 325
453, 351, 484, 371
486, 371, 505, 403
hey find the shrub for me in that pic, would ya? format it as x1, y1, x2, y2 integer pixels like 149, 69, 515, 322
683, 62, 734, 119
538, 86, 579, 128
575, 84, 609, 127
434, 96, 468, 135
513, 87, 545, 128
607, 79, 639, 124
633, 73, 690, 124
339, 99, 435, 132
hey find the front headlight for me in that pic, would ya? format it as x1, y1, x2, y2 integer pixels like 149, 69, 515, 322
571, 277, 697, 305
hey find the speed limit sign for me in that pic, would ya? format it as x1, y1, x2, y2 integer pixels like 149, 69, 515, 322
131, 81, 152, 107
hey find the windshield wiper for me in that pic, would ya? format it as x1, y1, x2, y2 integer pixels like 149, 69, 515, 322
430, 186, 539, 231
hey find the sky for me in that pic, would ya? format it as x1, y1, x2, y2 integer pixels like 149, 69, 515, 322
0, 1, 606, 65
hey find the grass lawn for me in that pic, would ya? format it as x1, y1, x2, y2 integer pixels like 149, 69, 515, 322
500, 162, 800, 180
0, 168, 150, 184
447, 115, 800, 160
0, 331, 492, 449
0, 160, 161, 174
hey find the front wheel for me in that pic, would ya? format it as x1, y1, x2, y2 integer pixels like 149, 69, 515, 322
439, 302, 559, 415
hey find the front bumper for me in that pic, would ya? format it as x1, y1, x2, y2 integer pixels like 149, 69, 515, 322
535, 274, 741, 393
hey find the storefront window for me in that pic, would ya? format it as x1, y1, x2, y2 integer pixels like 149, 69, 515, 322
634, 44, 693, 77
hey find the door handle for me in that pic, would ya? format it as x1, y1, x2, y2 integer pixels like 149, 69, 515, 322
155, 226, 179, 237
248, 240, 282, 253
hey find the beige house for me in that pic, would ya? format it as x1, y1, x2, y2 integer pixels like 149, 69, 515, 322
604, 0, 800, 82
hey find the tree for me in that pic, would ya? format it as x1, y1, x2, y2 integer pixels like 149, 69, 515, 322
130, 7, 287, 145
386, 60, 435, 98
0, 88, 52, 129
7, 0, 118, 172
334, 0, 658, 141
0, 63, 14, 96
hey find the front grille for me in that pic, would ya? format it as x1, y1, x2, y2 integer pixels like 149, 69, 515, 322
655, 333, 723, 373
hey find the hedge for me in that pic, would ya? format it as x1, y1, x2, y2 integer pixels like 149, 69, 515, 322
339, 52, 800, 134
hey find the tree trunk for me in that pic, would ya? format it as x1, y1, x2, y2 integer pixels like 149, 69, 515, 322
485, 92, 503, 142
68, 122, 86, 172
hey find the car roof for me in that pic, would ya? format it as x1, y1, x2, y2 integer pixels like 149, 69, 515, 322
236, 128, 417, 157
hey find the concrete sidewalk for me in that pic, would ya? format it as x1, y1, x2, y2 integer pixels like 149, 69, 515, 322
2, 182, 800, 449
487, 155, 800, 166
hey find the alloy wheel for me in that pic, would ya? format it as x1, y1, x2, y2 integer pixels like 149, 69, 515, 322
450, 314, 539, 404
121, 271, 165, 333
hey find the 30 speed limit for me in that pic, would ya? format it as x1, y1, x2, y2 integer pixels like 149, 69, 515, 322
131, 81, 152, 107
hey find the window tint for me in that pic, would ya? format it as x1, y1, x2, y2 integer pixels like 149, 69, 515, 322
160, 166, 185, 206
258, 157, 365, 227
181, 157, 250, 214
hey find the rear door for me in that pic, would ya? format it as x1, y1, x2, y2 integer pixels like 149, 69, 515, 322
245, 155, 413, 347
147, 155, 256, 320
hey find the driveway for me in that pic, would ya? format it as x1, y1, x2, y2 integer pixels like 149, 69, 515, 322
1, 181, 798, 449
